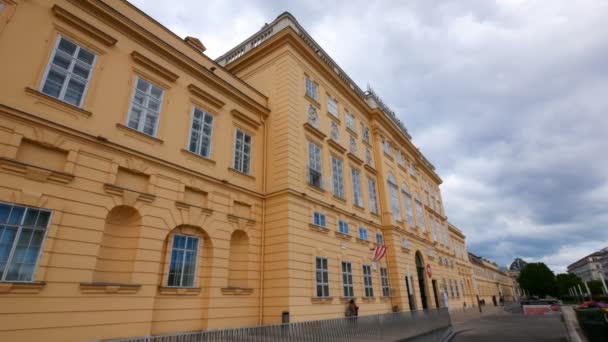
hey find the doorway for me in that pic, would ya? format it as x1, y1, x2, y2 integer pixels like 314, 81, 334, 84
432, 280, 440, 308
415, 252, 428, 309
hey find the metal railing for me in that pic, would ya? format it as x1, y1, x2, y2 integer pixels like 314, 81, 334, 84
106, 308, 451, 342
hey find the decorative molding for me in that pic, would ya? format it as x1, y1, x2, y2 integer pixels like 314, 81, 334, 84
131, 51, 179, 83
103, 184, 155, 203
347, 152, 363, 166
25, 87, 92, 118
52, 5, 117, 46
0, 282, 46, 294
184, 36, 206, 53
9, 189, 48, 208
335, 231, 352, 241
327, 139, 346, 154
364, 164, 377, 175
221, 287, 254, 295
303, 123, 326, 140
311, 297, 333, 303
79, 282, 141, 294
227, 214, 255, 231
309, 224, 329, 234
188, 84, 225, 109
0, 158, 74, 184
356, 238, 370, 245
231, 109, 260, 129
158, 286, 201, 295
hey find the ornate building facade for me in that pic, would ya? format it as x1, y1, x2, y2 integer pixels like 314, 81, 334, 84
0, 1, 482, 341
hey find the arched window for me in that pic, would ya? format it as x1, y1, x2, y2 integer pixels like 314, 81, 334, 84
161, 225, 211, 289
401, 183, 414, 227
387, 173, 401, 221
94, 206, 141, 284
228, 230, 249, 288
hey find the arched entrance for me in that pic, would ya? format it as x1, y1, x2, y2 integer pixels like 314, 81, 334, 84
415, 252, 428, 309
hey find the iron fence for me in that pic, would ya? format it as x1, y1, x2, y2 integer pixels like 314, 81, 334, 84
106, 308, 451, 342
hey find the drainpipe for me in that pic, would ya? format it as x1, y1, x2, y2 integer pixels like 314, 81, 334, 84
258, 116, 267, 325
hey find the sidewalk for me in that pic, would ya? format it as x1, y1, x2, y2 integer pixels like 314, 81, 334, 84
449, 305, 508, 324
561, 305, 587, 342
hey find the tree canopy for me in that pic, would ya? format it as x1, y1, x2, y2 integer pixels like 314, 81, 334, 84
518, 263, 557, 297
555, 273, 582, 296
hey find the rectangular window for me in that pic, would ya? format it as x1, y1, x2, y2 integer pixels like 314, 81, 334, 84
363, 265, 373, 297
345, 113, 355, 131
315, 257, 329, 297
308, 142, 322, 188
127, 77, 164, 136
233, 128, 252, 174
313, 212, 326, 228
0, 203, 51, 282
430, 219, 437, 242
367, 178, 379, 214
383, 140, 391, 155
305, 77, 318, 101
188, 108, 214, 158
362, 127, 370, 144
168, 234, 199, 287
455, 281, 460, 297
375, 232, 384, 245
341, 261, 354, 298
409, 163, 416, 177
351, 168, 363, 207
327, 96, 338, 116
380, 267, 390, 297
331, 157, 344, 198
401, 238, 409, 249
449, 279, 454, 298
338, 220, 349, 235
40, 36, 96, 108
415, 195, 425, 231
358, 227, 368, 240
388, 181, 401, 221
396, 152, 405, 166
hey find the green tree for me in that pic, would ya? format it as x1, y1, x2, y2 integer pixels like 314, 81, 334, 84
518, 263, 557, 297
587, 280, 605, 296
555, 273, 582, 296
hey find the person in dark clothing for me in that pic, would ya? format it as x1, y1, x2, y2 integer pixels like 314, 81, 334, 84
345, 299, 359, 317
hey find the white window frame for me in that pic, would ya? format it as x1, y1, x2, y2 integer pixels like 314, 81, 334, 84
387, 175, 401, 221
351, 168, 363, 207
380, 267, 390, 297
40, 35, 97, 108
415, 194, 425, 231
375, 232, 384, 245
362, 126, 370, 144
0, 203, 52, 282
341, 261, 354, 298
313, 212, 326, 228
315, 256, 329, 298
401, 238, 409, 249
167, 234, 199, 288
358, 227, 368, 240
187, 107, 214, 158
331, 157, 344, 199
308, 142, 322, 188
367, 178, 379, 214
363, 264, 374, 297
383, 139, 392, 155
305, 77, 318, 101
396, 151, 405, 166
409, 163, 416, 177
126, 76, 164, 137
338, 220, 349, 235
345, 112, 355, 131
233, 128, 253, 175
402, 186, 415, 227
327, 95, 338, 116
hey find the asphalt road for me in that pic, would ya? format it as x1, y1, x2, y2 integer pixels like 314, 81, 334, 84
452, 312, 567, 342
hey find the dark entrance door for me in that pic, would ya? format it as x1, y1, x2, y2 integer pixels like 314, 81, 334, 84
432, 280, 440, 308
405, 276, 415, 310
415, 252, 428, 309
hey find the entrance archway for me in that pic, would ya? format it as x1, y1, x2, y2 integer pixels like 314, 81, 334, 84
415, 252, 428, 309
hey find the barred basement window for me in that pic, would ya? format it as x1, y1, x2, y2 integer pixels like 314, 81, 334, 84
40, 36, 96, 108
167, 234, 199, 287
0, 203, 51, 282
188, 108, 214, 158
380, 267, 390, 297
315, 257, 329, 297
363, 264, 374, 297
341, 261, 354, 298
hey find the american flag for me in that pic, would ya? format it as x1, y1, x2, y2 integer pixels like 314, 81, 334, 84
372, 245, 387, 262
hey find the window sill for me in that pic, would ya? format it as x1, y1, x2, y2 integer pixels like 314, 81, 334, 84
158, 286, 201, 295
79, 282, 141, 294
306, 182, 325, 194
346, 127, 358, 138
309, 224, 329, 234
303, 122, 327, 140
181, 149, 216, 166
221, 287, 254, 295
364, 164, 377, 175
362, 140, 372, 148
335, 231, 352, 240
327, 139, 347, 154
398, 164, 408, 173
347, 152, 363, 165
362, 296, 375, 301
356, 238, 370, 245
311, 296, 333, 303
228, 167, 256, 181
339, 296, 357, 302
352, 204, 365, 212
0, 281, 46, 294
116, 123, 164, 145
305, 94, 321, 108
327, 112, 340, 123
25, 87, 92, 118
401, 247, 411, 253
332, 195, 346, 203
384, 153, 394, 161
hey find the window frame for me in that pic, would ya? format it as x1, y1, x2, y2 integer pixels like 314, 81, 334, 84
126, 76, 164, 137
387, 174, 401, 221
415, 194, 425, 231
308, 141, 323, 188
313, 212, 326, 228
351, 167, 363, 207
167, 234, 200, 288
187, 107, 214, 159
345, 112, 356, 131
358, 227, 368, 240
39, 35, 97, 108
401, 185, 415, 227
401, 238, 409, 249
315, 256, 330, 298
363, 264, 374, 297
375, 232, 384, 246
0, 202, 52, 283
380, 267, 390, 297
338, 220, 349, 235
233, 127, 253, 175
367, 177, 379, 214
327, 95, 338, 117
331, 156, 344, 199
305, 77, 318, 101
341, 261, 354, 298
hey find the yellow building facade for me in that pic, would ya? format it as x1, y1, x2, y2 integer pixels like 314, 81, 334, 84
469, 253, 516, 306
0, 1, 478, 341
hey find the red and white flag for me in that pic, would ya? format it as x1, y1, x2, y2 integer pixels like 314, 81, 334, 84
372, 245, 387, 262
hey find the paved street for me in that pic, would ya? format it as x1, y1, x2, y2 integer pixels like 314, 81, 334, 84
451, 309, 567, 342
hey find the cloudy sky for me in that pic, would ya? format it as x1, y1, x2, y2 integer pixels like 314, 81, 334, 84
130, 0, 608, 273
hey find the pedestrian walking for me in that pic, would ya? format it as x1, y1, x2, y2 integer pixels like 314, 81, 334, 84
345, 299, 359, 318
